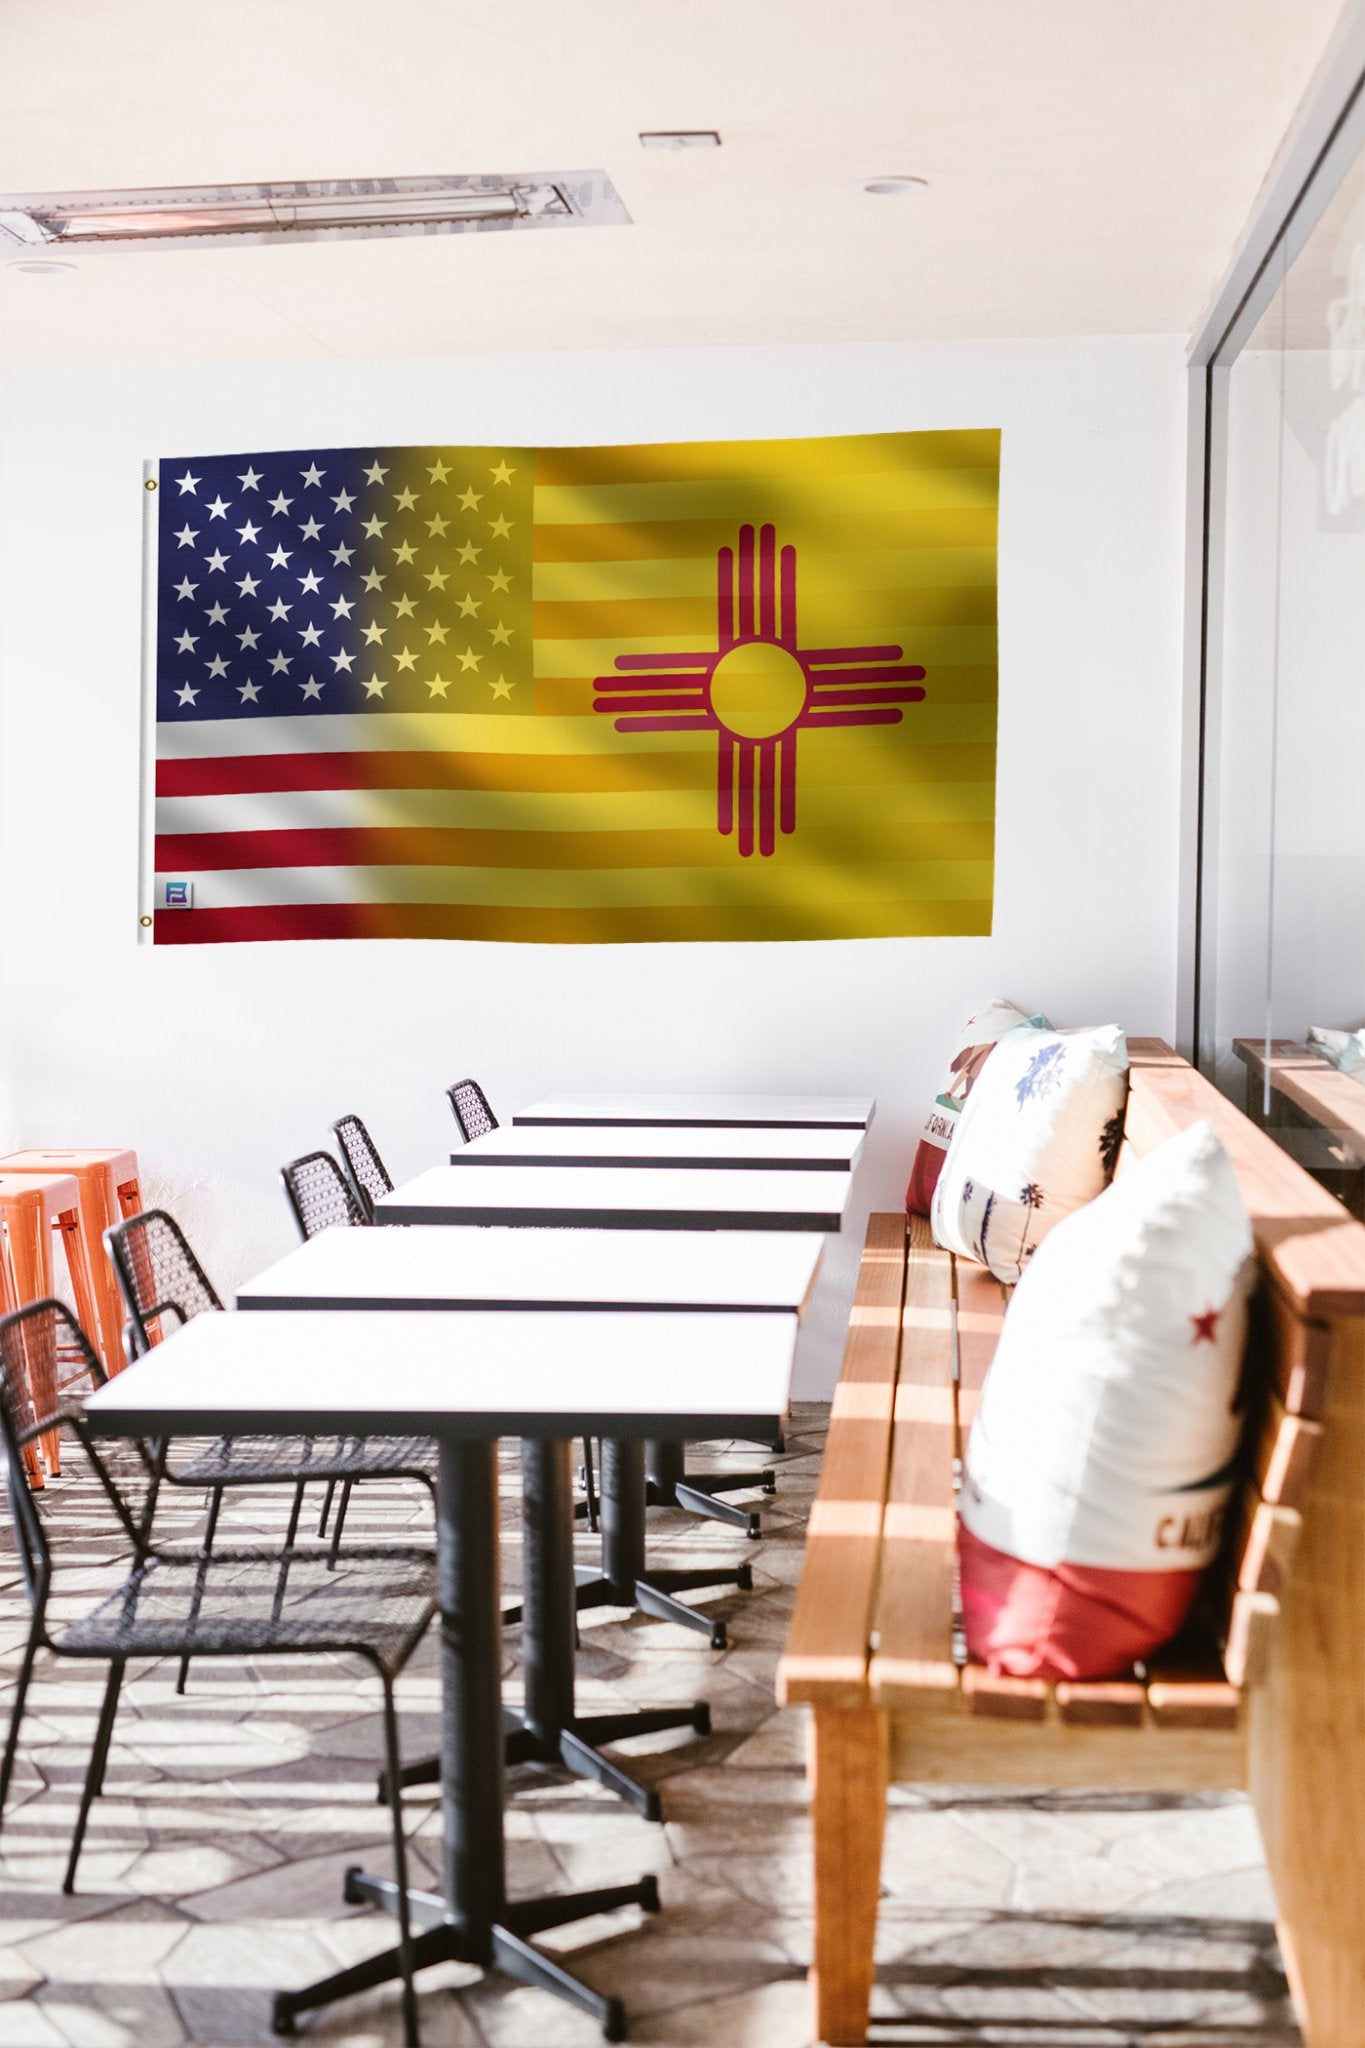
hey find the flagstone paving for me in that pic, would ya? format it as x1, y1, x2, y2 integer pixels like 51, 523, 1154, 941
1, 1408, 1300, 2047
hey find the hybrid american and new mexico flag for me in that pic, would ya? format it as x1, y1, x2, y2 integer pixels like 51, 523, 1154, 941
147, 431, 999, 945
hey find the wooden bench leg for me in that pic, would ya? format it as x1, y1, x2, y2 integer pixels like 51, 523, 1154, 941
810, 1705, 888, 2046
1249, 1319, 1365, 2048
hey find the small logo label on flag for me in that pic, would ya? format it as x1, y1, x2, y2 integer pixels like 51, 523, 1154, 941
160, 879, 193, 909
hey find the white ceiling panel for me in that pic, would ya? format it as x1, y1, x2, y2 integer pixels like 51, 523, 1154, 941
0, 0, 1348, 362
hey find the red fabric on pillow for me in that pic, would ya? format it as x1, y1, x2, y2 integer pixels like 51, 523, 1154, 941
905, 1001, 1042, 1217
957, 1523, 1202, 1681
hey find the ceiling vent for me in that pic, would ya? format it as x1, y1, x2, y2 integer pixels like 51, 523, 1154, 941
0, 172, 631, 255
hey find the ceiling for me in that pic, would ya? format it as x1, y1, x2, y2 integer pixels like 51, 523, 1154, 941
0, 0, 1349, 366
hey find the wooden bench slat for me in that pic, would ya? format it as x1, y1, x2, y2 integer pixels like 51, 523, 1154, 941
962, 1666, 1049, 1720
777, 1211, 907, 1707
1231, 1496, 1301, 1598
953, 1256, 1008, 1452
869, 1216, 958, 1700
1055, 1679, 1147, 1727
1143, 1628, 1242, 1730
1225, 1587, 1280, 1688
1250, 1277, 1331, 1419
1251, 1393, 1324, 1510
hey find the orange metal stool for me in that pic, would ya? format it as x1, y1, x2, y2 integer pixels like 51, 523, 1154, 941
0, 1171, 106, 1475
0, 1149, 142, 1377
0, 1218, 42, 1488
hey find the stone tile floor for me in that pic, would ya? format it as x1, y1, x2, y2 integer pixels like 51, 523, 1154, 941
1, 1407, 1300, 2047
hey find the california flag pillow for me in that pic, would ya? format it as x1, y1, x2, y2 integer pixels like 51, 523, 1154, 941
905, 999, 1048, 1216
931, 1022, 1129, 1283
958, 1118, 1254, 1680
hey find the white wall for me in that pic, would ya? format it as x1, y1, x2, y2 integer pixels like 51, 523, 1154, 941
0, 335, 1187, 1395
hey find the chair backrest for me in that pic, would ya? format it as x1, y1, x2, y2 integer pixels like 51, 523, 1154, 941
281, 1150, 366, 1240
331, 1113, 393, 1221
447, 1078, 499, 1144
0, 1301, 146, 1616
105, 1208, 224, 1356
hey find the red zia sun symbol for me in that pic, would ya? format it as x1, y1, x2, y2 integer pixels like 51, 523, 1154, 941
593, 523, 928, 856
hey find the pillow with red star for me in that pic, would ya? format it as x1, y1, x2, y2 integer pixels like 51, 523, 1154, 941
957, 1118, 1254, 1681
904, 998, 1048, 1218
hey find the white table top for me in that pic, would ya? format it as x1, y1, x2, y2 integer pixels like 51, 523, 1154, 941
374, 1164, 850, 1233
511, 1092, 875, 1131
238, 1226, 823, 1316
83, 1309, 796, 1441
457, 1125, 864, 1172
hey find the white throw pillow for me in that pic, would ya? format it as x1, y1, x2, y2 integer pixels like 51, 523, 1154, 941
1307, 1024, 1365, 1077
960, 1118, 1254, 1576
931, 1022, 1129, 1283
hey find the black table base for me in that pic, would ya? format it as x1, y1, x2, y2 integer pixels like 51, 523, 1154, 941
572, 1438, 752, 1651
384, 1440, 717, 1818
644, 1438, 776, 1539
276, 1442, 659, 2043
271, 1865, 657, 2042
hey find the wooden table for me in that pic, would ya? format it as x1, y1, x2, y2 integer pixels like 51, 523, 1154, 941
456, 1123, 865, 1171
375, 1162, 850, 1233
512, 1091, 874, 1130
85, 1308, 796, 2044
1234, 1037, 1365, 1214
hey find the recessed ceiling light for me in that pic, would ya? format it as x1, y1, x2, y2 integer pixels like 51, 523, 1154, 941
639, 132, 721, 150
4, 257, 76, 275
861, 176, 928, 197
0, 174, 631, 256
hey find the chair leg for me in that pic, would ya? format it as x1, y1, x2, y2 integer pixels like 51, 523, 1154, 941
282, 1480, 307, 1549
177, 1485, 224, 1696
315, 1478, 337, 1539
378, 1676, 420, 2048
0, 1621, 42, 1832
63, 1658, 126, 1895
327, 1479, 354, 1567
581, 1437, 599, 1534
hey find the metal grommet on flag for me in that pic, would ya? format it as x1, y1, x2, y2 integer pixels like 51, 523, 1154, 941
144, 479, 158, 492
146, 434, 999, 947
139, 915, 153, 927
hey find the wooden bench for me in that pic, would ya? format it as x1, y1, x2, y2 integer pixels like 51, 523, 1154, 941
1235, 1035, 1365, 1217
778, 1039, 1365, 2047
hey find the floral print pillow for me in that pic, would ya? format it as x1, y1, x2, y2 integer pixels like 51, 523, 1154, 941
930, 1022, 1129, 1282
905, 998, 1047, 1217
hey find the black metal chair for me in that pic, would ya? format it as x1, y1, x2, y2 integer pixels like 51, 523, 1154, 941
331, 1113, 394, 1223
446, 1078, 498, 1144
281, 1148, 366, 1235
104, 1208, 437, 1673
278, 1157, 443, 1561
0, 1299, 432, 2045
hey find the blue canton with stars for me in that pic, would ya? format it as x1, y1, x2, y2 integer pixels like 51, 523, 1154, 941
156, 449, 393, 722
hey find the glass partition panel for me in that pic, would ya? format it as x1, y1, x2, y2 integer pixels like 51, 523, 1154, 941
1206, 139, 1365, 1211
